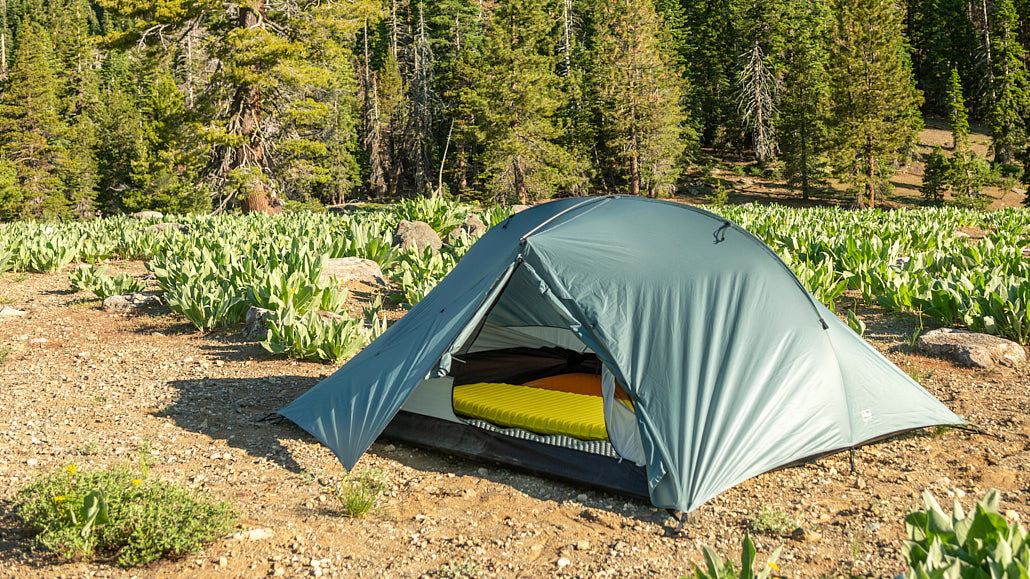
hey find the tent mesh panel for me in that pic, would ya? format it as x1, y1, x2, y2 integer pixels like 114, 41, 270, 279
463, 419, 621, 459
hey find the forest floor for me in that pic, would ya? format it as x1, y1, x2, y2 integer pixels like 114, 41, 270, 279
0, 125, 1028, 579
691, 122, 1026, 210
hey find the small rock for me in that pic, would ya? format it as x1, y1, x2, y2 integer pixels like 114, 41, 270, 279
855, 477, 866, 490
242, 307, 273, 341
102, 292, 161, 313
393, 220, 443, 254
478, 468, 489, 476
1006, 510, 1021, 523
576, 494, 589, 503
320, 257, 388, 287
446, 215, 488, 242
218, 557, 228, 567
557, 557, 571, 568
145, 222, 189, 234
916, 328, 1026, 369
29, 337, 47, 344
0, 306, 25, 317
232, 528, 275, 541
576, 540, 590, 551
791, 527, 822, 543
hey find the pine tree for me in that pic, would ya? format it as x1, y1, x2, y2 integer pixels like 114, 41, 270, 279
0, 19, 69, 219
738, 40, 777, 163
986, 0, 1029, 165
947, 67, 970, 152
101, 0, 378, 213
906, 0, 977, 115
457, 0, 581, 204
589, 0, 688, 196
682, 0, 747, 148
828, 0, 923, 208
773, 0, 832, 200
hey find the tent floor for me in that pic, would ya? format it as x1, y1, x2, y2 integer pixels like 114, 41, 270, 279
382, 410, 649, 500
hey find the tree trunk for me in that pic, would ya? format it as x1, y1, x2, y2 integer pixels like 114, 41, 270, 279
866, 135, 876, 208
232, 3, 276, 214
513, 156, 528, 204
630, 154, 640, 196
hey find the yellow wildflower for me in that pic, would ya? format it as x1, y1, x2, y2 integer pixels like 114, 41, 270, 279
66, 464, 78, 475
53, 496, 66, 503
132, 479, 143, 486
769, 562, 779, 571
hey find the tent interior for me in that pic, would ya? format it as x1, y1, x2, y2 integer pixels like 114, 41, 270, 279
386, 262, 650, 494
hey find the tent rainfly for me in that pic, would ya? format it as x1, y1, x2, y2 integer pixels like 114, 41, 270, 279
279, 196, 965, 513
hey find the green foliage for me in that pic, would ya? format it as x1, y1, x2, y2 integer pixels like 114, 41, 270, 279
751, 507, 798, 536
846, 309, 866, 336
260, 308, 369, 363
947, 69, 970, 152
394, 196, 468, 237
691, 531, 782, 579
14, 463, 236, 567
922, 147, 952, 204
828, 0, 924, 207
589, 0, 688, 197
334, 469, 387, 518
902, 489, 1028, 579
455, 0, 584, 203
68, 265, 146, 298
27, 235, 79, 273
987, 0, 1030, 165
0, 345, 10, 363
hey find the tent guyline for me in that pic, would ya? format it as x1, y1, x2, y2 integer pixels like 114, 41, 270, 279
278, 196, 965, 513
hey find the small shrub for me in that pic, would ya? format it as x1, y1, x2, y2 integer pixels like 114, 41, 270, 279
902, 489, 1026, 579
260, 308, 369, 362
69, 266, 146, 299
691, 531, 782, 579
435, 560, 480, 578
0, 344, 10, 363
163, 278, 247, 332
14, 464, 236, 567
846, 309, 866, 336
751, 506, 797, 536
335, 469, 387, 518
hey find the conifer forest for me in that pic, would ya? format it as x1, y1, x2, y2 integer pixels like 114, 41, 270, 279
0, 0, 1026, 219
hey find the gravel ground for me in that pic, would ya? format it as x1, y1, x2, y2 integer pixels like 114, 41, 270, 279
0, 264, 1027, 579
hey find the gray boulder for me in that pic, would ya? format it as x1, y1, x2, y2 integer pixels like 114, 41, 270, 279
393, 220, 442, 254
131, 211, 163, 220
102, 293, 162, 313
243, 307, 273, 341
321, 257, 388, 287
916, 328, 1026, 369
510, 204, 531, 213
145, 222, 189, 234
447, 215, 488, 242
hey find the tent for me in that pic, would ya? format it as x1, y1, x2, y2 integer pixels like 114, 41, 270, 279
279, 196, 964, 513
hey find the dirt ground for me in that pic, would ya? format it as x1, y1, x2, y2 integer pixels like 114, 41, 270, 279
0, 247, 1028, 579
699, 123, 1027, 210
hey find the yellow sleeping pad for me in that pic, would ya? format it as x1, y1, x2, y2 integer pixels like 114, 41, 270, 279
452, 382, 608, 441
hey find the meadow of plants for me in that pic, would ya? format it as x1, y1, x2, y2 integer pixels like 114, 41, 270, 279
2, 199, 1028, 358
2, 198, 1029, 576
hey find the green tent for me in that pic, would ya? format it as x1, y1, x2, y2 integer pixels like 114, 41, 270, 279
280, 196, 964, 513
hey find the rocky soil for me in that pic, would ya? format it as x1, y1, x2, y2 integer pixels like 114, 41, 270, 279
0, 264, 1028, 579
